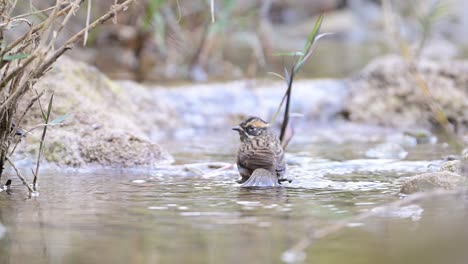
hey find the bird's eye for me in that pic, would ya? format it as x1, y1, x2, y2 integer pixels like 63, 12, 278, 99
246, 126, 254, 132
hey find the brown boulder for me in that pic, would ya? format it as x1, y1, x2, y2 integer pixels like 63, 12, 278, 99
19, 56, 173, 168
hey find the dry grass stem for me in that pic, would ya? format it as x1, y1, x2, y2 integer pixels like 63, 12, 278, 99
0, 0, 136, 193
6, 156, 34, 193
83, 0, 92, 46
11, 5, 57, 20
2, 3, 75, 57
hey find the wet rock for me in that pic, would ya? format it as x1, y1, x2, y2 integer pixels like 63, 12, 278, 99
400, 172, 468, 194
440, 149, 468, 175
240, 168, 280, 188
365, 143, 408, 159
20, 56, 173, 168
345, 55, 468, 135
79, 131, 172, 167
440, 160, 462, 174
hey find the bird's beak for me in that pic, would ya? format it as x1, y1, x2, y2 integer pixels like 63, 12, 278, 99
232, 126, 242, 132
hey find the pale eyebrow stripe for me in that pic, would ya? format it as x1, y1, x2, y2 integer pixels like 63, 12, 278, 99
245, 120, 269, 128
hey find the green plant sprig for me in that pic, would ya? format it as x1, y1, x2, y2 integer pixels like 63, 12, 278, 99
269, 14, 331, 147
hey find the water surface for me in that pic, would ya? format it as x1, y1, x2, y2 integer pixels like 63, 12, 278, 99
0, 126, 466, 264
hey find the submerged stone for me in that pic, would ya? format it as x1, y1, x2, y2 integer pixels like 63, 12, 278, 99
400, 171, 468, 194
240, 168, 280, 188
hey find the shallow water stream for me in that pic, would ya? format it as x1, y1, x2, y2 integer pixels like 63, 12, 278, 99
0, 124, 467, 264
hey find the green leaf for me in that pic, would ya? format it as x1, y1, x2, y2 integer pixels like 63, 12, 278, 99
2, 53, 30, 61
300, 14, 324, 59
45, 93, 54, 123
294, 32, 333, 73
292, 13, 324, 74
49, 113, 73, 125
40, 110, 47, 122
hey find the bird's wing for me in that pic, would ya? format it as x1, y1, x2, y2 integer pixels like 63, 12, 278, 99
239, 147, 276, 171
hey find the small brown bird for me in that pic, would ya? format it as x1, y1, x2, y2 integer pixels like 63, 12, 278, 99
232, 117, 289, 184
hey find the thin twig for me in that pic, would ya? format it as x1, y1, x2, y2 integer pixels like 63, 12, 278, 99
0, 18, 32, 29
6, 156, 34, 193
45, 0, 137, 71
279, 66, 295, 144
0, 54, 37, 92
210, 0, 215, 23
49, 0, 82, 49
2, 3, 75, 57
176, 0, 182, 22
83, 0, 92, 46
0, 77, 32, 111
10, 122, 68, 158
11, 5, 56, 19
8, 90, 45, 156
1, 0, 136, 192
32, 93, 53, 191
14, 90, 44, 135
270, 83, 288, 125
0, 0, 137, 112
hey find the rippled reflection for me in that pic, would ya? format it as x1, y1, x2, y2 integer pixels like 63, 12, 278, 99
0, 128, 466, 263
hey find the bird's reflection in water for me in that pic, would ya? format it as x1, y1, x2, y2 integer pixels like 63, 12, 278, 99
236, 187, 290, 205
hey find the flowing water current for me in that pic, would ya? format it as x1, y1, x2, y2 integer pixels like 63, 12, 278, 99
0, 124, 467, 264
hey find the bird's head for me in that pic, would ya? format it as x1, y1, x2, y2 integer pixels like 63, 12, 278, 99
232, 116, 270, 141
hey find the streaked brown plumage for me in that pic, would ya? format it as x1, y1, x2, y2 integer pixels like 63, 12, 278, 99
232, 117, 289, 184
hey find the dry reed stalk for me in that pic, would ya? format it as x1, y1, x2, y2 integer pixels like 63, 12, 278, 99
0, 0, 136, 194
